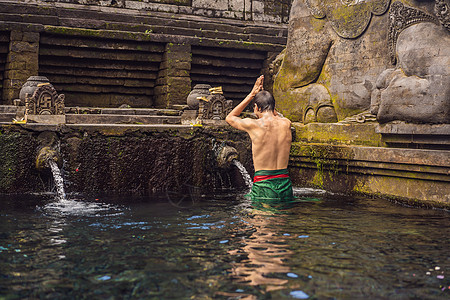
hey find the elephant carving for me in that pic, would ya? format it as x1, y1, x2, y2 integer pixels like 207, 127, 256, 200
273, 0, 449, 125
371, 1, 450, 124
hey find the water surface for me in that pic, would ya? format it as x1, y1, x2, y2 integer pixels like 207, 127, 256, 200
0, 189, 449, 299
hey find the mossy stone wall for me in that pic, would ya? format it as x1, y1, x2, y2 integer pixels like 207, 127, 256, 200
0, 125, 253, 195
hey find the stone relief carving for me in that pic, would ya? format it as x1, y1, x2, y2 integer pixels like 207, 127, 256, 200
388, 1, 439, 64
198, 94, 233, 121
274, 0, 449, 125
273, 0, 388, 123
306, 0, 390, 38
371, 1, 450, 124
435, 0, 450, 30
25, 84, 65, 116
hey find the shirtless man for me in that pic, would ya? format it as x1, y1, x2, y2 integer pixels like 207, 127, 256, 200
226, 75, 294, 201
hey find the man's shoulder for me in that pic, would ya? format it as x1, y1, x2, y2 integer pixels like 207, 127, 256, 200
277, 115, 292, 126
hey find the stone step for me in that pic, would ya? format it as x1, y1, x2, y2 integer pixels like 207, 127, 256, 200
65, 114, 181, 125
0, 105, 17, 113
100, 108, 181, 116
65, 107, 181, 116
40, 25, 284, 52
0, 3, 287, 46
0, 113, 16, 123
0, 3, 288, 38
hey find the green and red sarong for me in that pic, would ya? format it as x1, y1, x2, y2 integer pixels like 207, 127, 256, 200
248, 169, 294, 202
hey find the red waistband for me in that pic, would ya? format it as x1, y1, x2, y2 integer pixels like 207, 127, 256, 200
253, 174, 289, 183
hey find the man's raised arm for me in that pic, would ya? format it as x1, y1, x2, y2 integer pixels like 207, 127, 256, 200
225, 75, 264, 131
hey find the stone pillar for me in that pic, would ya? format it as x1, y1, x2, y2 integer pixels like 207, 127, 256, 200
3, 30, 39, 104
154, 43, 191, 108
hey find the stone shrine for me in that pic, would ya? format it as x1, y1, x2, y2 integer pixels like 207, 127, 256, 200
25, 82, 65, 124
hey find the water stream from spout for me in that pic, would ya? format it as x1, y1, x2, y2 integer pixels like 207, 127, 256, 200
232, 159, 253, 189
48, 159, 66, 201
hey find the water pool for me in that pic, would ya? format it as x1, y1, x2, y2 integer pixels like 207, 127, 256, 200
0, 189, 449, 299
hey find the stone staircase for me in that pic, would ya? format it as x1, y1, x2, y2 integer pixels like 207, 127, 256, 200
0, 105, 183, 125
0, 2, 287, 46
0, 105, 16, 123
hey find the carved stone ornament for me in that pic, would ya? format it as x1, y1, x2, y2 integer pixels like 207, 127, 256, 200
306, 0, 391, 38
25, 84, 65, 116
198, 94, 233, 121
388, 2, 439, 64
435, 0, 450, 31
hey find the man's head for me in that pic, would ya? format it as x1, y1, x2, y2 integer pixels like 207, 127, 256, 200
254, 90, 275, 113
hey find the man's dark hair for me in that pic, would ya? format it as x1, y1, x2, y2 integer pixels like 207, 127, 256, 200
254, 90, 275, 112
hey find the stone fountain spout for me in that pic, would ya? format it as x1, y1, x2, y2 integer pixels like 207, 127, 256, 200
35, 133, 66, 200
35, 146, 61, 170
215, 144, 239, 169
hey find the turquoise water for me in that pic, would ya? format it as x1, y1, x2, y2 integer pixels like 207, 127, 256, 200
0, 189, 449, 299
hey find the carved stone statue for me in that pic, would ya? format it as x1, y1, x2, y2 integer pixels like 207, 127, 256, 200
273, 0, 450, 125
198, 94, 233, 121
25, 83, 65, 116
371, 1, 450, 124
273, 0, 391, 123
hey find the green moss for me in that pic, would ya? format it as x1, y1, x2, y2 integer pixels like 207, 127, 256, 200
44, 26, 155, 42
292, 123, 385, 147
0, 133, 18, 190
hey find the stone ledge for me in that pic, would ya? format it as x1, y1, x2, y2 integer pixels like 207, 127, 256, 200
291, 143, 450, 168
66, 114, 181, 125
293, 122, 385, 147
376, 122, 450, 149
289, 142, 450, 208
376, 122, 450, 135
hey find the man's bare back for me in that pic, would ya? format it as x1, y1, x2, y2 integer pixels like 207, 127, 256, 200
225, 75, 292, 171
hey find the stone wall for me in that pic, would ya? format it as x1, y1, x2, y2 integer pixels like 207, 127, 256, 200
0, 124, 253, 194
0, 0, 289, 108
14, 0, 292, 23
289, 123, 450, 208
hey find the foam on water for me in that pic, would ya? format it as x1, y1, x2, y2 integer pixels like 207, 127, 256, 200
42, 198, 123, 217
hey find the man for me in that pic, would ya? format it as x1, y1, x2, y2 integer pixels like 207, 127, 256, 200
226, 75, 294, 201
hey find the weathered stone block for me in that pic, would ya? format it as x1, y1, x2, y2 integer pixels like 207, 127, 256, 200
4, 61, 27, 71
192, 0, 228, 10
22, 32, 40, 43
4, 69, 32, 80
162, 50, 191, 63
10, 30, 22, 41
159, 60, 191, 70
10, 41, 38, 53
157, 69, 190, 79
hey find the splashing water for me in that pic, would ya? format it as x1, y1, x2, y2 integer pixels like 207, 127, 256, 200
48, 159, 66, 201
232, 159, 253, 188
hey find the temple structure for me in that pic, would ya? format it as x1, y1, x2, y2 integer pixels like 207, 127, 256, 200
0, 0, 290, 108
0, 0, 449, 208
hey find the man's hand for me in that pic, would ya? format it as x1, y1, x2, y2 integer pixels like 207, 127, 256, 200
250, 75, 264, 96
226, 75, 264, 131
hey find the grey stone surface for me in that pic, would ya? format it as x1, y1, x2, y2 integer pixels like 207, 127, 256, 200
11, 0, 291, 23
273, 0, 450, 125
373, 22, 450, 124
274, 0, 391, 122
66, 114, 181, 124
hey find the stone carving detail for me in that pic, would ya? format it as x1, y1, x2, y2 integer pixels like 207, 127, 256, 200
435, 0, 450, 31
306, 0, 391, 38
198, 94, 233, 121
305, 0, 325, 19
371, 16, 450, 124
25, 84, 65, 115
388, 2, 439, 64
